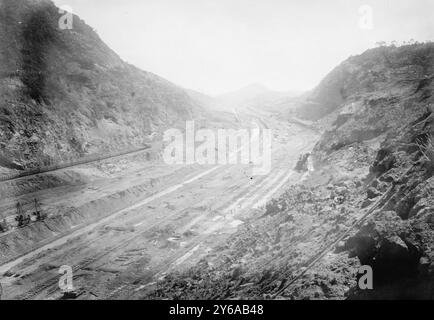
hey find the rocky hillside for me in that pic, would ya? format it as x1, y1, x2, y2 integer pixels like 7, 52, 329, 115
0, 0, 207, 170
287, 44, 434, 299
296, 43, 434, 121
140, 44, 434, 299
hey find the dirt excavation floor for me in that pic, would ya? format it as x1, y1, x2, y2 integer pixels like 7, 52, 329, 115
0, 110, 320, 300
140, 110, 434, 300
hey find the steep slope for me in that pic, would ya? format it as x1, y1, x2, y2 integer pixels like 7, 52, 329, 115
296, 43, 434, 121
266, 43, 434, 298
309, 44, 434, 161
0, 0, 206, 170
275, 44, 434, 299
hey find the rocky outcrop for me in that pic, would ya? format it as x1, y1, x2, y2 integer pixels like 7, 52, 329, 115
296, 44, 434, 167
296, 44, 434, 295
297, 44, 434, 121
342, 105, 434, 297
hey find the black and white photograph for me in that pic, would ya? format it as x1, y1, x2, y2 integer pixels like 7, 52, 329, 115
0, 0, 433, 307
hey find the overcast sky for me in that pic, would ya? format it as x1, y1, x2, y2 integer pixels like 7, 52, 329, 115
53, 0, 434, 95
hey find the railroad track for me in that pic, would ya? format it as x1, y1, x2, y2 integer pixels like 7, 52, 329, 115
118, 166, 306, 299
11, 162, 249, 299
6, 114, 317, 300
16, 156, 294, 299
0, 145, 151, 183
14, 200, 208, 300
269, 165, 415, 298
15, 178, 242, 299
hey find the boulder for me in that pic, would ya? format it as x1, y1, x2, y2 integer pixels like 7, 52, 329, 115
345, 210, 423, 282
366, 187, 382, 199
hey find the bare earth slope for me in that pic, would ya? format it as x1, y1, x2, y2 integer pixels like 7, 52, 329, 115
0, 0, 207, 170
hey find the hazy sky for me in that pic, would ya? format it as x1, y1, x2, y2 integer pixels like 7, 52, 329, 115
53, 0, 434, 95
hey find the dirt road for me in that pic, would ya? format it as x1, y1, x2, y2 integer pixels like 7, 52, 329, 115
0, 110, 318, 300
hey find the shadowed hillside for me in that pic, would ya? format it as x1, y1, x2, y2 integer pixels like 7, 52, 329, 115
0, 0, 207, 170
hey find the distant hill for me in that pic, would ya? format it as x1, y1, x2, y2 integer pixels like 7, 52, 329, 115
215, 83, 302, 111
216, 83, 271, 104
